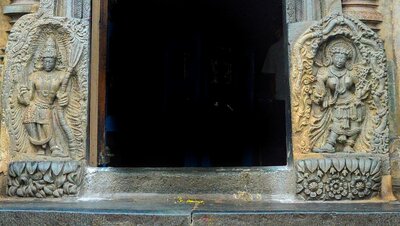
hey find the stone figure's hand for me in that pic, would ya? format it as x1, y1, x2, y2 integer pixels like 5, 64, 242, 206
58, 93, 69, 107
67, 66, 75, 74
18, 85, 30, 105
311, 87, 325, 106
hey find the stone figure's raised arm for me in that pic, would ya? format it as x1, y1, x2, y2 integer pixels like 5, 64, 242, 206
17, 79, 34, 106
312, 67, 328, 107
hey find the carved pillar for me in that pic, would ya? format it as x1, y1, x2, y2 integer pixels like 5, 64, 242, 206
0, 0, 90, 198
342, 0, 383, 31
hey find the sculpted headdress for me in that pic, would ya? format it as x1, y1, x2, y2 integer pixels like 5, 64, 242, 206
42, 37, 57, 58
328, 41, 353, 59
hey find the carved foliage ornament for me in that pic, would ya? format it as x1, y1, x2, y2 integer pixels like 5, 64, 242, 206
2, 8, 89, 161
291, 14, 388, 154
7, 161, 84, 198
296, 158, 381, 200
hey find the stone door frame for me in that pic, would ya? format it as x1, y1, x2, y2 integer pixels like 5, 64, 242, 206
89, 0, 293, 168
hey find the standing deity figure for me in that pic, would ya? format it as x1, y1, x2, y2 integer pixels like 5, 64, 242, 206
17, 37, 76, 157
311, 42, 369, 153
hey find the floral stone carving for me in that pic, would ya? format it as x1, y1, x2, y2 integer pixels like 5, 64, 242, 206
296, 158, 381, 200
291, 13, 388, 154
7, 161, 84, 198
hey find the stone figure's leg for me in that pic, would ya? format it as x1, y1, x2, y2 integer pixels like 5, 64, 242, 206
24, 123, 38, 139
343, 121, 360, 153
37, 124, 48, 149
24, 123, 45, 155
343, 137, 356, 153
46, 124, 68, 157
313, 130, 338, 153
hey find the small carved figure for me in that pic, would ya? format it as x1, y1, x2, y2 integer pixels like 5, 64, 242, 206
17, 37, 77, 157
311, 41, 368, 153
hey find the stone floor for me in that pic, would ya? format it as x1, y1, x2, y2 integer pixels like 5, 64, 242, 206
1, 197, 400, 225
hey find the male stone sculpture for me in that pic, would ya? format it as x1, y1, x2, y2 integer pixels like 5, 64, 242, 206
17, 37, 77, 157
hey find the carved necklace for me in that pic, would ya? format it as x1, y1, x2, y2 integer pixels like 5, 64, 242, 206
329, 66, 347, 78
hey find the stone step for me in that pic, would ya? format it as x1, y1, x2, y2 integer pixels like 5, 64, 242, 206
0, 200, 400, 225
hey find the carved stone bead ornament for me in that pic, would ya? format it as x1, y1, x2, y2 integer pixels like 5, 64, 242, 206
296, 158, 381, 200
0, 0, 90, 167
7, 161, 84, 198
291, 13, 388, 154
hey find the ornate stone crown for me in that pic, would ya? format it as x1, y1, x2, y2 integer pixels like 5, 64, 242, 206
328, 42, 353, 59
42, 37, 57, 58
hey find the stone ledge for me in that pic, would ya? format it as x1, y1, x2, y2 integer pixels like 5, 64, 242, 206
0, 200, 400, 225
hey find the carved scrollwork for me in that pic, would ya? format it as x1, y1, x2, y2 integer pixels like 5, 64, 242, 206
291, 14, 388, 154
7, 161, 85, 198
296, 158, 381, 200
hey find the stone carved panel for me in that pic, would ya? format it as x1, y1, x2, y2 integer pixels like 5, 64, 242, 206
296, 158, 381, 200
0, 1, 89, 164
7, 161, 84, 198
286, 0, 296, 23
291, 13, 388, 154
56, 0, 91, 19
286, 0, 323, 23
82, 0, 91, 19
38, 0, 55, 17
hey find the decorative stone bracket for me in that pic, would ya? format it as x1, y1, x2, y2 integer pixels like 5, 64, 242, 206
7, 161, 84, 198
296, 157, 381, 200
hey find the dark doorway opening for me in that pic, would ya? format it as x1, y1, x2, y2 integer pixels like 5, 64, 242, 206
105, 0, 287, 167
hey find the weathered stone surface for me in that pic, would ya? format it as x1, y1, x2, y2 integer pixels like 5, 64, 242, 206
0, 198, 192, 225
0, 0, 90, 173
286, 0, 323, 23
0, 212, 190, 226
54, 0, 91, 19
342, 0, 382, 31
7, 160, 84, 198
291, 13, 389, 155
81, 167, 296, 200
0, 0, 11, 60
296, 157, 381, 200
0, 201, 400, 226
321, 0, 342, 17
3, 0, 39, 24
290, 13, 391, 201
192, 212, 400, 226
391, 0, 400, 185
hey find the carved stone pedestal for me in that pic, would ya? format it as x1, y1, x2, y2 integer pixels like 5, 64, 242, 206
7, 161, 84, 198
296, 157, 382, 200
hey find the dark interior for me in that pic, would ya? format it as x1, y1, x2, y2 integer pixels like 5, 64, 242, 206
105, 0, 288, 167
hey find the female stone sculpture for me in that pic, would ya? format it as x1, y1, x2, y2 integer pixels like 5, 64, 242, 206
17, 37, 75, 157
311, 41, 368, 153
